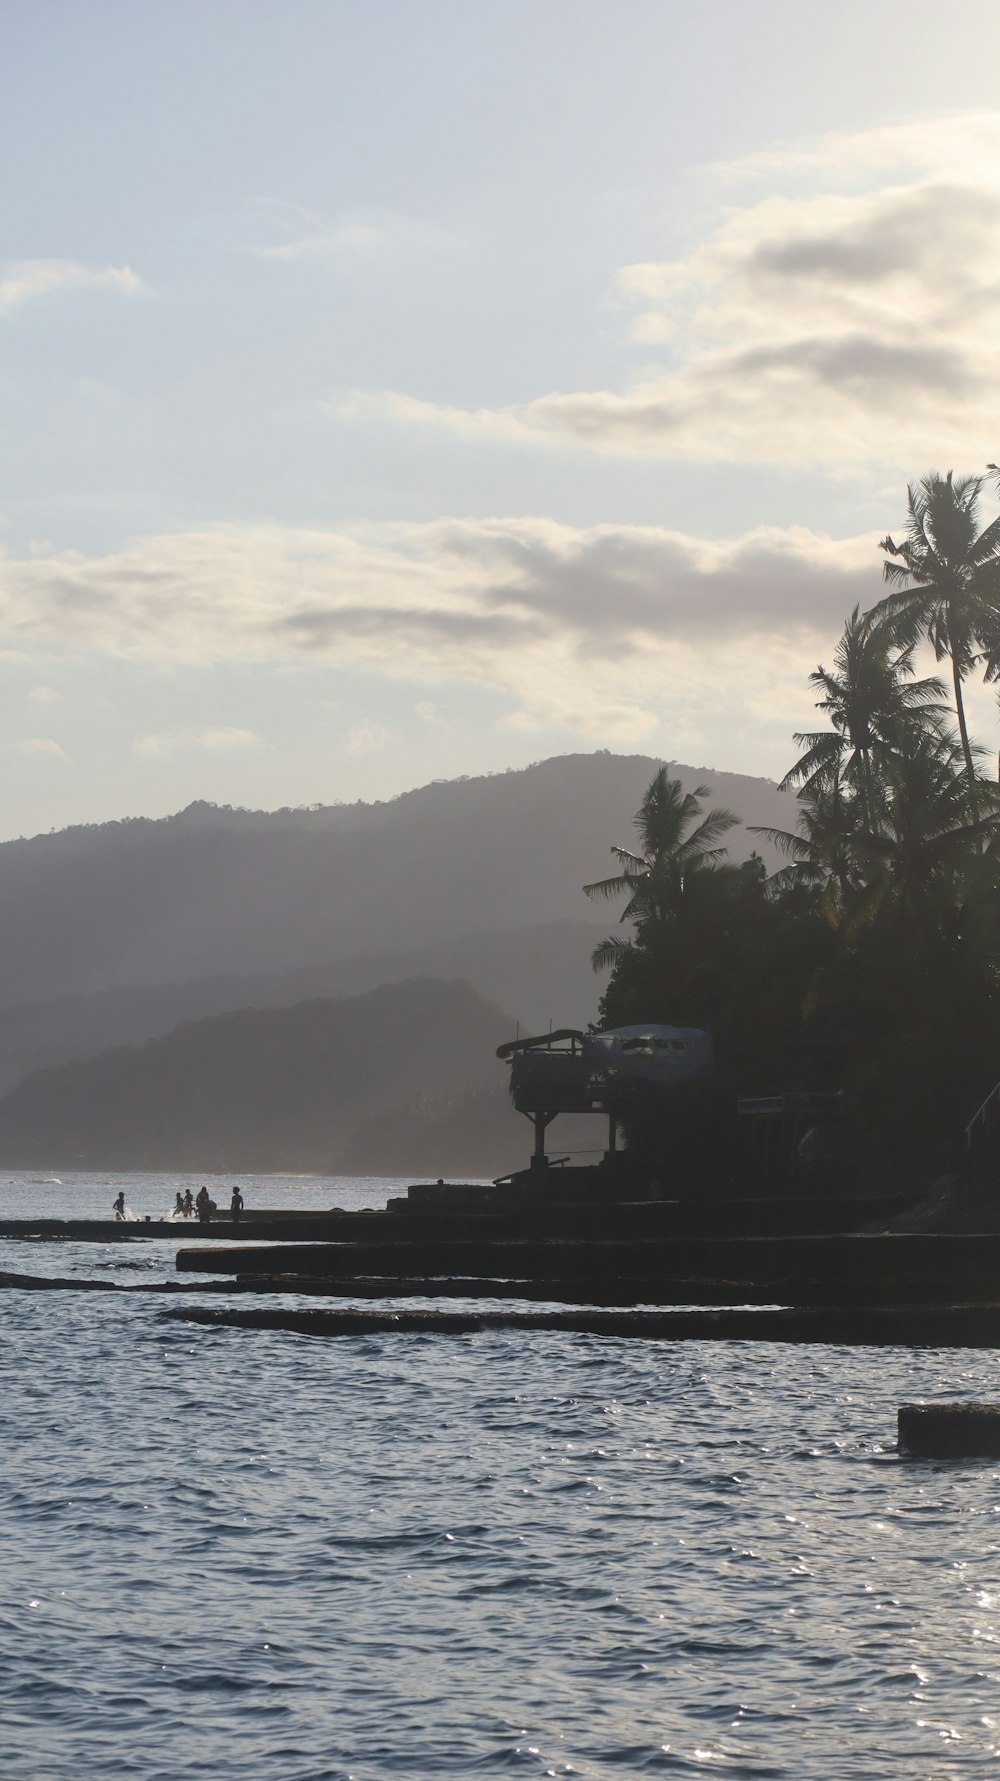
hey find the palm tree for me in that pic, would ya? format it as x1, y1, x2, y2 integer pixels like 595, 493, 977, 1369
751, 769, 859, 928
781, 606, 947, 827
584, 769, 738, 970
872, 471, 1000, 784
849, 731, 1000, 937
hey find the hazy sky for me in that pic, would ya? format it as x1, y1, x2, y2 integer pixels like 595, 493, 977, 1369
3, 0, 1000, 837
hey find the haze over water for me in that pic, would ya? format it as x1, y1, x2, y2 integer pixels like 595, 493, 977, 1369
0, 1174, 997, 1778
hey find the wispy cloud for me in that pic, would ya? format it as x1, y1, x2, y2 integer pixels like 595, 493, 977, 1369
334, 389, 531, 443
200, 726, 262, 751
707, 110, 1000, 187
347, 721, 391, 755
15, 736, 65, 759
26, 685, 60, 703
0, 259, 141, 317
131, 732, 177, 759
332, 114, 1000, 474
132, 725, 263, 758
250, 197, 385, 262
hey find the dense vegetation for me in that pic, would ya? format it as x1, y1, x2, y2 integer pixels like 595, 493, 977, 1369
588, 470, 1000, 1178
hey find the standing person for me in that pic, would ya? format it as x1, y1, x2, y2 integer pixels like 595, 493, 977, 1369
182, 1189, 194, 1218
173, 1192, 185, 1219
195, 1185, 211, 1225
230, 1184, 244, 1223
112, 1191, 126, 1221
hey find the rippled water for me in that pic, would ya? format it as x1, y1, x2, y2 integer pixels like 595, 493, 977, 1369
2, 1174, 1000, 1777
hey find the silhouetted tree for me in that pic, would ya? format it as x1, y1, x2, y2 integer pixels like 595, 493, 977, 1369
873, 472, 1000, 783
849, 731, 1000, 940
780, 605, 946, 827
583, 770, 738, 971
756, 766, 862, 926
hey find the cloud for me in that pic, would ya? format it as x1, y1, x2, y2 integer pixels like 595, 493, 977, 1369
251, 197, 385, 262
707, 111, 1000, 187
0, 515, 880, 746
15, 737, 65, 759
333, 114, 1000, 473
200, 726, 262, 751
26, 685, 60, 703
132, 725, 262, 758
334, 389, 532, 444
0, 259, 141, 317
347, 721, 391, 755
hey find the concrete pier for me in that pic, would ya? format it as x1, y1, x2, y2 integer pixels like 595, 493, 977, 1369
0, 1190, 915, 1247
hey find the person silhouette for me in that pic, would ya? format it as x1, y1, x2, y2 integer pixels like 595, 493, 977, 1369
230, 1185, 244, 1223
113, 1191, 126, 1221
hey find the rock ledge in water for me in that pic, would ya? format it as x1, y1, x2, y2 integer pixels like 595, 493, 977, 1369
898, 1402, 1000, 1458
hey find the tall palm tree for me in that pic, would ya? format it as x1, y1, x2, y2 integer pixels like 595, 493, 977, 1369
849, 731, 1000, 937
781, 605, 947, 826
872, 471, 1000, 784
584, 769, 738, 970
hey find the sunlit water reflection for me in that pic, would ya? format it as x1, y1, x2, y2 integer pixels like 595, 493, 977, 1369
1, 1173, 999, 1777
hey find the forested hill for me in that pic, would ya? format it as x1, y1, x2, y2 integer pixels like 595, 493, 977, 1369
0, 919, 599, 1099
0, 977, 530, 1175
0, 752, 791, 1009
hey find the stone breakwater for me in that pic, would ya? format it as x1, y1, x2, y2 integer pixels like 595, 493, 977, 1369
166, 1302, 1000, 1346
9, 1176, 1000, 1326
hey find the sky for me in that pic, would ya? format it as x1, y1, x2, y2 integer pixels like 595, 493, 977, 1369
3, 0, 1000, 838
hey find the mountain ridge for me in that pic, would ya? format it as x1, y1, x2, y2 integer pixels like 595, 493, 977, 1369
0, 977, 547, 1176
0, 918, 602, 1097
0, 752, 793, 1009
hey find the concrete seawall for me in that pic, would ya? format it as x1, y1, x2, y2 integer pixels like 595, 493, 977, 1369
174, 1231, 1000, 1308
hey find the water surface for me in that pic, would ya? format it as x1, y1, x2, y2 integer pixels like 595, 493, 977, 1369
1, 1173, 998, 1778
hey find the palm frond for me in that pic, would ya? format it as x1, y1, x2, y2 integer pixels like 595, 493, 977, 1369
583, 870, 643, 904
763, 862, 821, 897
779, 733, 844, 791
680, 805, 739, 855
748, 824, 813, 860
608, 846, 650, 873
590, 935, 633, 974
967, 512, 1000, 565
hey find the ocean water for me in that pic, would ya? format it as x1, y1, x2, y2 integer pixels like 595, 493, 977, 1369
1, 1173, 1000, 1778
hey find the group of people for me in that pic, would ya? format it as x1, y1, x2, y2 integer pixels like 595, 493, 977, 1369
112, 1185, 247, 1223
172, 1185, 245, 1224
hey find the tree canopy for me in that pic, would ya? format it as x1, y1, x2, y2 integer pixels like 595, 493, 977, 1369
586, 464, 1000, 1179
